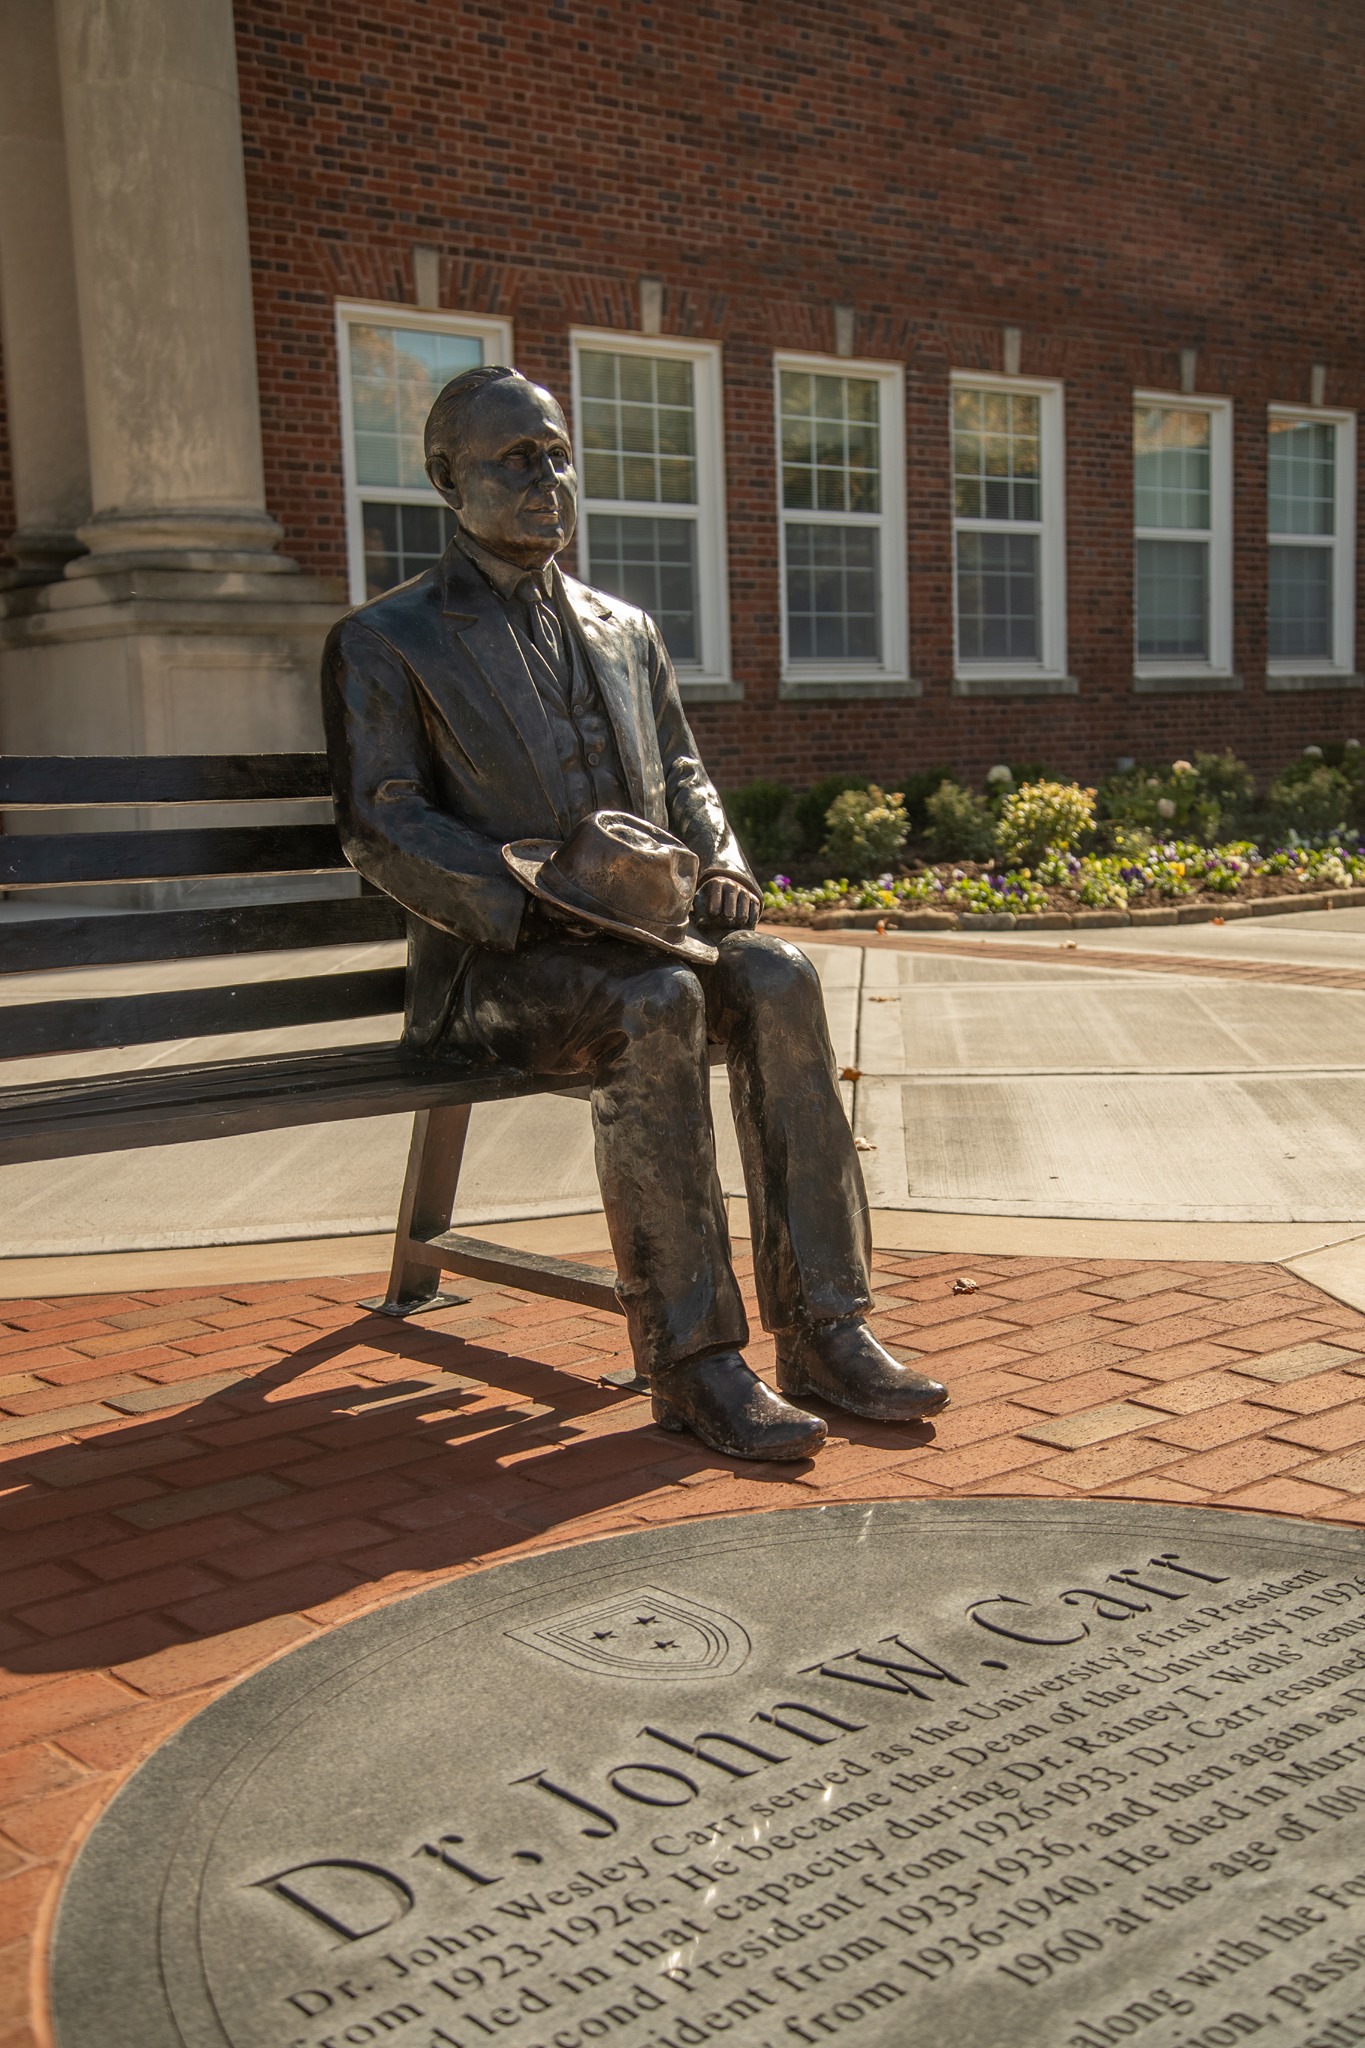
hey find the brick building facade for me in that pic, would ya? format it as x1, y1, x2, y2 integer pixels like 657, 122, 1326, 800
3, 0, 1362, 793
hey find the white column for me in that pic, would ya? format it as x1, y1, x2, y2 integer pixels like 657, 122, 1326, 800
0, 0, 92, 579
55, 0, 285, 570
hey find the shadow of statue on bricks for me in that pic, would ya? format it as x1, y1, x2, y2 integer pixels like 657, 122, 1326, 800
0, 1306, 939, 1679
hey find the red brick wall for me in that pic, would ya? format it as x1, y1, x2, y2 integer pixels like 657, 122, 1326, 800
232, 0, 1365, 788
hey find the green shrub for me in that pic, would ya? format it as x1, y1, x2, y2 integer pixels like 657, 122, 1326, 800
793, 774, 868, 859
897, 764, 956, 834
1099, 752, 1253, 846
726, 778, 794, 869
821, 784, 910, 876
995, 780, 1096, 867
924, 779, 998, 863
1192, 750, 1255, 823
1265, 765, 1355, 842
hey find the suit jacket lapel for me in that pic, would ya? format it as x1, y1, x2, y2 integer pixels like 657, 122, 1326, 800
555, 567, 654, 821
440, 546, 571, 835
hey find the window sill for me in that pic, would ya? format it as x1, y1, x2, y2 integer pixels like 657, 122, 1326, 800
777, 674, 921, 702
952, 673, 1078, 698
1264, 670, 1364, 693
1131, 672, 1243, 695
677, 675, 745, 703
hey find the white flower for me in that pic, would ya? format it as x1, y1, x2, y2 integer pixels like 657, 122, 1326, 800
1304, 744, 1324, 759
986, 764, 1013, 785
1171, 759, 1194, 775
1346, 738, 1361, 751
1157, 797, 1176, 819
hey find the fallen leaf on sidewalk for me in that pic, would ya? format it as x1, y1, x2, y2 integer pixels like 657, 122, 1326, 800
1060, 940, 1078, 950
840, 1066, 862, 1081
952, 1276, 980, 1295
869, 994, 898, 1002
853, 1135, 876, 1151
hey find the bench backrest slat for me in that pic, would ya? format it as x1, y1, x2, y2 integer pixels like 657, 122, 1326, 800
0, 754, 333, 807
0, 897, 405, 976
2, 969, 407, 1060
0, 753, 412, 1068
1, 824, 347, 889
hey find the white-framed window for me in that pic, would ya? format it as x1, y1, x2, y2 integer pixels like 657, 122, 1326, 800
570, 331, 730, 687
336, 302, 513, 604
1267, 405, 1356, 675
1133, 392, 1233, 677
951, 374, 1067, 681
775, 353, 908, 690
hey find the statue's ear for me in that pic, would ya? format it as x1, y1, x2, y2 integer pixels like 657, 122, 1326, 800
426, 450, 460, 507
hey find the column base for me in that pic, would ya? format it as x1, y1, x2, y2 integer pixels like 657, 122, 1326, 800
69, 506, 292, 578
0, 525, 89, 590
0, 560, 350, 909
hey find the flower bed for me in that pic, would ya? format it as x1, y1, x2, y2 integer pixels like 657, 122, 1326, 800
761, 840, 1365, 929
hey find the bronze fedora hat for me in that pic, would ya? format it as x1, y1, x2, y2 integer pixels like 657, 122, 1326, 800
502, 810, 719, 965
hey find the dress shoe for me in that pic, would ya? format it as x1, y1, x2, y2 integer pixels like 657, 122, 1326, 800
652, 1349, 827, 1461
776, 1316, 949, 1422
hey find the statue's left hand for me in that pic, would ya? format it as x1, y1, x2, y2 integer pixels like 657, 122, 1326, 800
698, 876, 762, 930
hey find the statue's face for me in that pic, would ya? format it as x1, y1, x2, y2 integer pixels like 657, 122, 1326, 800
428, 377, 577, 569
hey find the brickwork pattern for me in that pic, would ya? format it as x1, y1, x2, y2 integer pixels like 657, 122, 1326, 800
227, 0, 1365, 785
3, 1250, 1365, 2044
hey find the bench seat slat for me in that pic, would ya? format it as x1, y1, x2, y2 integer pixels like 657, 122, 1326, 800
0, 1048, 559, 1165
0, 753, 331, 807
0, 897, 405, 975
1, 824, 346, 888
1, 969, 407, 1059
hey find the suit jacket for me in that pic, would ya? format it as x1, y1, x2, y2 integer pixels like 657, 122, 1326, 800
321, 540, 755, 1051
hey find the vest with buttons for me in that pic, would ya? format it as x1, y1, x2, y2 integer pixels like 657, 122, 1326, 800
512, 574, 630, 823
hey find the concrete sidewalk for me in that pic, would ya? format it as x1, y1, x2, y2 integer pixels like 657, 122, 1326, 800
4, 911, 1364, 1255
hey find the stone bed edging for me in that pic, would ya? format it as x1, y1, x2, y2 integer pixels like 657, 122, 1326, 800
767, 884, 1365, 934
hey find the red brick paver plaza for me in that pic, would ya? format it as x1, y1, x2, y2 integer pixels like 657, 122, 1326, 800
2, 1249, 1365, 2045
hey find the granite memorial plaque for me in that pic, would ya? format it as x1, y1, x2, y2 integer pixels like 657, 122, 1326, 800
50, 1499, 1365, 2048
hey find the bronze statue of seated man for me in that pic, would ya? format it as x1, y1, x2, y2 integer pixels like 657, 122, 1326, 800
322, 365, 948, 1461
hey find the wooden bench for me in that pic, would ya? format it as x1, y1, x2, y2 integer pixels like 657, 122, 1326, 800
0, 753, 643, 1355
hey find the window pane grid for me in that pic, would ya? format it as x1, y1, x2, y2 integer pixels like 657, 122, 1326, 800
780, 371, 882, 515
579, 351, 697, 506
952, 383, 1052, 668
586, 514, 699, 664
1269, 544, 1333, 660
1269, 419, 1335, 536
1267, 417, 1342, 664
784, 524, 881, 663
1136, 537, 1209, 659
953, 386, 1040, 523
1134, 406, 1211, 532
956, 530, 1040, 661
361, 500, 459, 600
350, 324, 484, 490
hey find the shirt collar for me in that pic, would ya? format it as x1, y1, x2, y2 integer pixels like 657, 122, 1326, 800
453, 527, 554, 604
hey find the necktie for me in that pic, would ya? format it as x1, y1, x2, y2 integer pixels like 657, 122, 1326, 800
515, 574, 564, 673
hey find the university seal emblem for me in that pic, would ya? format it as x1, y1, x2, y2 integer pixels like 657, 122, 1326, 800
506, 1585, 750, 1679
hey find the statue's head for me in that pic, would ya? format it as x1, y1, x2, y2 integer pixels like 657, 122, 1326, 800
424, 366, 577, 570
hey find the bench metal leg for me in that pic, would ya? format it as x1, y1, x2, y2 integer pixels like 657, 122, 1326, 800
362, 1103, 473, 1317
361, 1098, 644, 1391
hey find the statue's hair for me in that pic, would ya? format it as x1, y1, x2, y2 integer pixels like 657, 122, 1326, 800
423, 364, 553, 473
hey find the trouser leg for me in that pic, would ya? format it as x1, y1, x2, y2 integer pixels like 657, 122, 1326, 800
452, 937, 748, 1373
704, 931, 872, 1333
